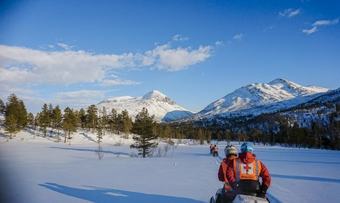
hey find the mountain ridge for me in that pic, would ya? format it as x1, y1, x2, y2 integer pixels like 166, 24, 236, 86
191, 78, 329, 120
97, 90, 193, 122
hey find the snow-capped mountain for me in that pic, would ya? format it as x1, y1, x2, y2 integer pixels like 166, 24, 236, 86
97, 90, 193, 122
195, 78, 329, 119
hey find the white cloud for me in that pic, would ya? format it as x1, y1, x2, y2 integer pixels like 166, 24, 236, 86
0, 45, 116, 85
312, 18, 339, 26
56, 42, 73, 50
143, 44, 212, 71
302, 26, 318, 35
0, 41, 213, 111
215, 41, 224, 46
55, 90, 105, 106
101, 78, 140, 86
0, 42, 212, 86
172, 34, 189, 41
279, 8, 301, 18
0, 66, 36, 84
302, 18, 338, 35
233, 33, 244, 40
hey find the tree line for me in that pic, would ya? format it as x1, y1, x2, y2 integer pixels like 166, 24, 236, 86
184, 107, 340, 150
1, 94, 165, 157
1, 94, 339, 152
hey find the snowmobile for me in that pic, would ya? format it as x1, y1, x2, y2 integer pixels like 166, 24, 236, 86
209, 188, 269, 203
210, 144, 214, 154
212, 150, 219, 157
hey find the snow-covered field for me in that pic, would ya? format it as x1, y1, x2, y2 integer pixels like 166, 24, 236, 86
0, 132, 340, 203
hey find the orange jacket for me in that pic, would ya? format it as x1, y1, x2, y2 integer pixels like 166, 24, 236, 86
218, 158, 236, 182
226, 152, 271, 189
218, 157, 236, 191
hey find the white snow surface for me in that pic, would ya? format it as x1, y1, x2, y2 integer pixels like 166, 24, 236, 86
1, 130, 340, 203
195, 78, 328, 119
97, 90, 193, 122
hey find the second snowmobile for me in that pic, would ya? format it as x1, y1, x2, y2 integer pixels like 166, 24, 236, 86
210, 189, 270, 203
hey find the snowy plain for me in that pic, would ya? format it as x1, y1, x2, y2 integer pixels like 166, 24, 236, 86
0, 130, 340, 203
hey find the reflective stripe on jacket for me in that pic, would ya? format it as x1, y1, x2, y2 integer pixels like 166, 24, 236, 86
233, 158, 261, 182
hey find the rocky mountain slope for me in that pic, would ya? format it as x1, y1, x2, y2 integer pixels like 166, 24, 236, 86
97, 90, 193, 122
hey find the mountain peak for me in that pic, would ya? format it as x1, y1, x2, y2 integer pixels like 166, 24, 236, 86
142, 90, 167, 100
198, 78, 328, 118
268, 78, 294, 85
97, 90, 192, 122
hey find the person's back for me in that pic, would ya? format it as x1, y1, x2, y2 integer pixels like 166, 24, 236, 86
226, 143, 271, 198
216, 145, 238, 203
218, 145, 237, 183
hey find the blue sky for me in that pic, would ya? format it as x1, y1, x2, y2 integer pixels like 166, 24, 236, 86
0, 0, 339, 113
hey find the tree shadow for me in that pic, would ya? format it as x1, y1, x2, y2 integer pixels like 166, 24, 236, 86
39, 182, 203, 203
79, 132, 97, 143
272, 174, 340, 184
50, 147, 131, 157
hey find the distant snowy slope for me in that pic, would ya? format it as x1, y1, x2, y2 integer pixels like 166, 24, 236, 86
195, 78, 328, 118
301, 87, 340, 105
97, 90, 193, 122
277, 88, 340, 128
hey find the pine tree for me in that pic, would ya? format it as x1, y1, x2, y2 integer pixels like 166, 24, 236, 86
4, 94, 27, 138
78, 108, 87, 129
39, 104, 50, 137
108, 108, 118, 133
130, 108, 158, 158
121, 109, 133, 136
197, 128, 205, 145
0, 98, 5, 114
86, 105, 98, 131
100, 107, 109, 131
95, 116, 105, 160
62, 107, 77, 143
27, 113, 34, 127
52, 106, 62, 139
224, 129, 232, 143
73, 109, 81, 128
206, 130, 212, 144
48, 104, 54, 127
163, 125, 171, 139
17, 100, 27, 129
4, 114, 17, 139
96, 116, 105, 143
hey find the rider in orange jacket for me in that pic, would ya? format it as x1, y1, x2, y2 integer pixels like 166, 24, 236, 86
226, 143, 271, 198
216, 145, 238, 202
218, 145, 238, 185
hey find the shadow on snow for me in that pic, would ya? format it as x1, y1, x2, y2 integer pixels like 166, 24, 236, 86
39, 182, 203, 203
49, 147, 130, 157
266, 192, 282, 203
272, 174, 340, 184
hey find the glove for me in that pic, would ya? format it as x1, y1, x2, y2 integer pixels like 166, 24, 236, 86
231, 182, 238, 190
257, 185, 268, 198
257, 190, 266, 198
224, 183, 232, 192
